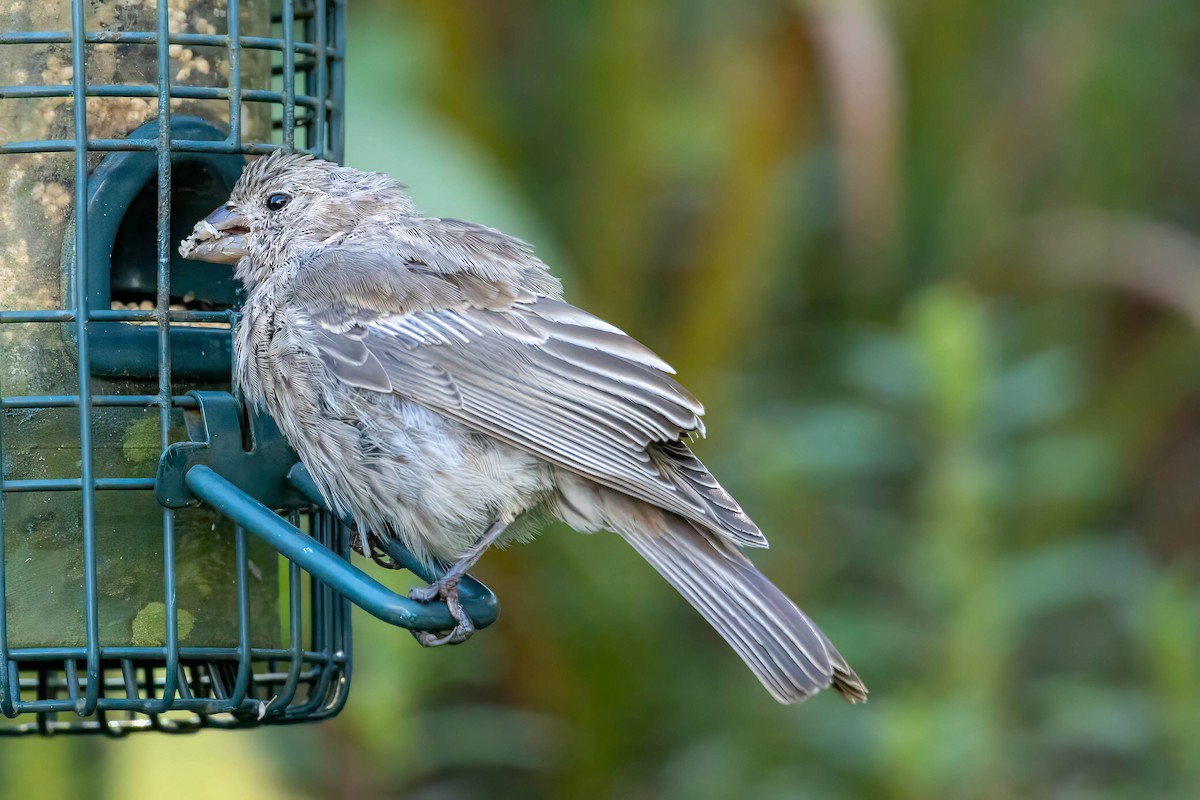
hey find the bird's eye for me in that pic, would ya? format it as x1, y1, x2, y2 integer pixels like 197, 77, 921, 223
266, 192, 291, 211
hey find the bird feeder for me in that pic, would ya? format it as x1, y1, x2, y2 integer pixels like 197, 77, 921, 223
0, 0, 497, 736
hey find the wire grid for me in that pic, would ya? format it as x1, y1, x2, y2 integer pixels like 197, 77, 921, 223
0, 0, 350, 735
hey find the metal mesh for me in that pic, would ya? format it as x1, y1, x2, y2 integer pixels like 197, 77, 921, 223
0, 0, 350, 735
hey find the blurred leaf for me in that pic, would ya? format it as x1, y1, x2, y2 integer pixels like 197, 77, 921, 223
1004, 537, 1152, 620
908, 286, 989, 437
1011, 433, 1115, 502
842, 329, 927, 406
991, 348, 1083, 434
780, 403, 915, 479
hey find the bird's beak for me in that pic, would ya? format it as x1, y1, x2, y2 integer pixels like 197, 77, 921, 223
179, 203, 250, 264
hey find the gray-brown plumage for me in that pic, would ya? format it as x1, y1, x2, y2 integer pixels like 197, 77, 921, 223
180, 150, 867, 705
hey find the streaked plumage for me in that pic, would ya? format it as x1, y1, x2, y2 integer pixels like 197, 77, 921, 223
180, 151, 867, 704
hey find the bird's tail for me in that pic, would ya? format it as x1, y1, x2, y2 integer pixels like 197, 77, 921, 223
610, 503, 867, 704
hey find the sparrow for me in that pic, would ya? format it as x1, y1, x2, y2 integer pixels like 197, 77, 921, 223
180, 151, 867, 704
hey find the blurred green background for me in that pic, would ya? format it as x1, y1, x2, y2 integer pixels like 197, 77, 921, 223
10, 0, 1200, 797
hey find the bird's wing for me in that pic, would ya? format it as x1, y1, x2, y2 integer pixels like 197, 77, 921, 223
294, 252, 763, 546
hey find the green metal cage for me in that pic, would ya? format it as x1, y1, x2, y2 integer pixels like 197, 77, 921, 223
0, 0, 497, 736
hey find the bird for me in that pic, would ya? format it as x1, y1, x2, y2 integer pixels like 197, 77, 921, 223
179, 150, 867, 705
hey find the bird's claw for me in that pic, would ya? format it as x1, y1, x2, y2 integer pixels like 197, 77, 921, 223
350, 527, 405, 570
408, 577, 475, 647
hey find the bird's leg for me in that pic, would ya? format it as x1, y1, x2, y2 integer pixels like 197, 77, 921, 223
409, 519, 508, 647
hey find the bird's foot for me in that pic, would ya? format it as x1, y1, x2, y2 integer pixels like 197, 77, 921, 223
405, 519, 509, 647
350, 527, 405, 570
408, 576, 474, 647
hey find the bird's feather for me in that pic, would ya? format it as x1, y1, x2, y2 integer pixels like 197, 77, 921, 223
293, 247, 765, 547
608, 500, 867, 704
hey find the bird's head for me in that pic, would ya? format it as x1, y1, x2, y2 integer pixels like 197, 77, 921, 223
179, 151, 415, 286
